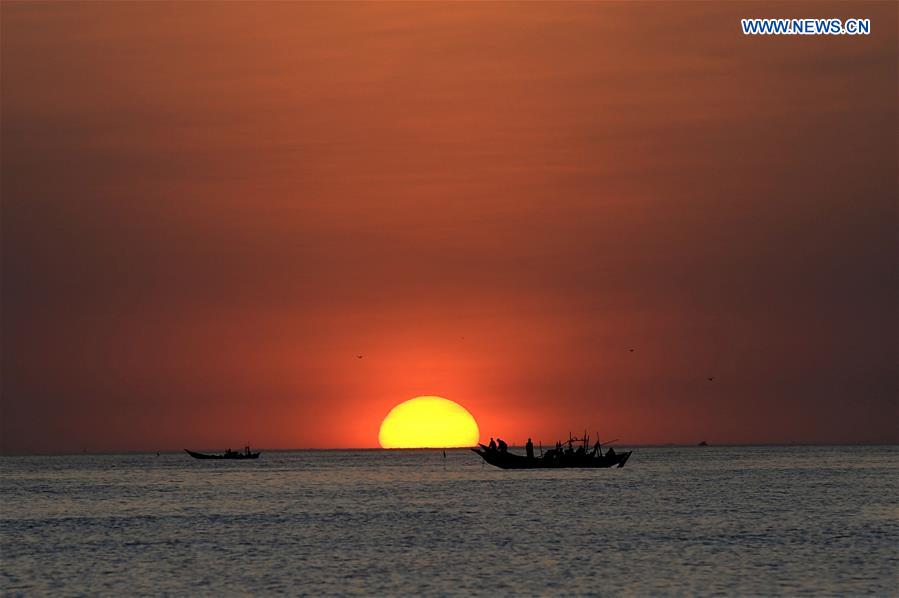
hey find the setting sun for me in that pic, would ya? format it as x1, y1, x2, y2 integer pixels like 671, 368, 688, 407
378, 396, 480, 449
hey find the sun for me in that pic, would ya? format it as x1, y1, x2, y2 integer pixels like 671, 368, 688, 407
378, 396, 480, 449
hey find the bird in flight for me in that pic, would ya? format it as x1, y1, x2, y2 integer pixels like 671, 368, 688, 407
356, 355, 364, 359
707, 376, 715, 382
627, 348, 636, 353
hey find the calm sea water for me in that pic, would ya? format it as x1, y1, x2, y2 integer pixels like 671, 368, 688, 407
1, 446, 897, 596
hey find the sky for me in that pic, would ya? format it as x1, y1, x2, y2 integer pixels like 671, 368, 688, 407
1, 2, 896, 453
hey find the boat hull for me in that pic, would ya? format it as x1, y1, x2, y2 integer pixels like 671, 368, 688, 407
472, 445, 631, 469
184, 449, 260, 460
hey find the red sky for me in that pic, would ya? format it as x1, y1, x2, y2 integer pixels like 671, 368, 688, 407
2, 2, 896, 452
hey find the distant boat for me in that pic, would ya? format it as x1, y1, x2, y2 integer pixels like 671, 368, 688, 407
472, 434, 631, 469
698, 441, 709, 446
184, 446, 260, 460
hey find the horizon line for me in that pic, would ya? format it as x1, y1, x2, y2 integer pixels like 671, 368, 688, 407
2, 441, 897, 457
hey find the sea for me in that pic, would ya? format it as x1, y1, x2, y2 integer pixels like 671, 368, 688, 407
1, 446, 897, 596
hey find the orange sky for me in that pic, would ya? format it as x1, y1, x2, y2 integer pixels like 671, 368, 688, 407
2, 2, 896, 452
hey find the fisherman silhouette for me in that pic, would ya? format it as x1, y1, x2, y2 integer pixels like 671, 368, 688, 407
525, 438, 534, 459
497, 438, 508, 452
488, 437, 497, 451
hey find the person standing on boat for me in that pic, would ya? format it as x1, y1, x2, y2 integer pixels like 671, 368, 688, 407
488, 437, 497, 451
525, 438, 534, 460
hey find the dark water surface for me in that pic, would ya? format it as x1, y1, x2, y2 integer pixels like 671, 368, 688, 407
2, 446, 897, 595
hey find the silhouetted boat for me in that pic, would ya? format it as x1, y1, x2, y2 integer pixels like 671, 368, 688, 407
472, 434, 631, 469
698, 441, 708, 446
184, 446, 260, 460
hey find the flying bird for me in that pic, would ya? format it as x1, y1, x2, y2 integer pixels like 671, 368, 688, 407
627, 348, 636, 352
707, 377, 715, 382
356, 355, 364, 359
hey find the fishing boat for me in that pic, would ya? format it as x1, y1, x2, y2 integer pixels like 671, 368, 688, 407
184, 446, 260, 460
472, 434, 631, 469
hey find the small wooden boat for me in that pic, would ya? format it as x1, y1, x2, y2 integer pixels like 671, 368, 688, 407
472, 435, 631, 469
184, 446, 260, 460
